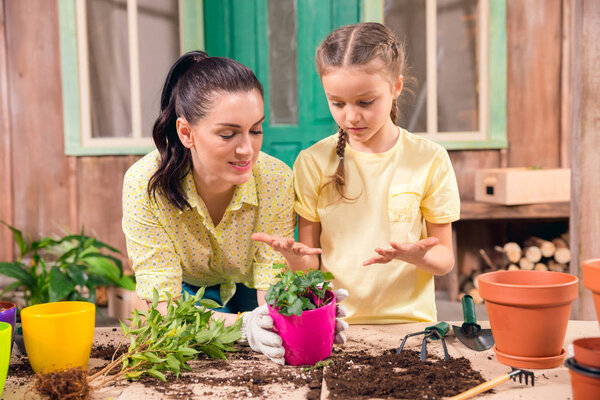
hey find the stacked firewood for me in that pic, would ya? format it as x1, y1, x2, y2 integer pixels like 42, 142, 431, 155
458, 233, 571, 304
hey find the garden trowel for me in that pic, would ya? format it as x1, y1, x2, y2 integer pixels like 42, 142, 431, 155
452, 295, 494, 351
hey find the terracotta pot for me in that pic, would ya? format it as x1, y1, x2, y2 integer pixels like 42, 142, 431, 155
268, 290, 336, 366
573, 338, 600, 369
478, 270, 578, 369
565, 357, 600, 400
583, 259, 600, 325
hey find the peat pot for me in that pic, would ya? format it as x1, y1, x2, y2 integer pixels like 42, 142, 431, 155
566, 357, 600, 400
582, 258, 600, 325
0, 301, 16, 352
21, 301, 95, 373
268, 290, 336, 366
478, 270, 578, 369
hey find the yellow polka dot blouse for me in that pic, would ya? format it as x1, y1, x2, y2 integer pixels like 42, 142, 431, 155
122, 150, 295, 303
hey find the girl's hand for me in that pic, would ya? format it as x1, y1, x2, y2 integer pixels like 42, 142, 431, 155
362, 237, 440, 267
251, 233, 322, 270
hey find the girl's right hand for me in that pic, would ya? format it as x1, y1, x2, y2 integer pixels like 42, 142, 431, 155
251, 233, 322, 270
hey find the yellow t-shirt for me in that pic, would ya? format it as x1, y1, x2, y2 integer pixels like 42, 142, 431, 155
294, 128, 460, 324
122, 150, 295, 303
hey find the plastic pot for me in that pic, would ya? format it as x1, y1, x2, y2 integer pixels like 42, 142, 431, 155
268, 290, 336, 366
565, 357, 600, 399
0, 322, 11, 398
0, 302, 16, 352
583, 258, 600, 325
478, 270, 578, 369
21, 301, 95, 373
573, 338, 600, 369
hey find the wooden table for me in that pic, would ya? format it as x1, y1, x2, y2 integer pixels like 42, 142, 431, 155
3, 320, 598, 399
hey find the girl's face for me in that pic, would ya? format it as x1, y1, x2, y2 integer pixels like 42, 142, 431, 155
321, 59, 403, 153
177, 89, 264, 193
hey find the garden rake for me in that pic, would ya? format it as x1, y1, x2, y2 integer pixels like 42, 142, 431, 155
449, 368, 535, 399
396, 322, 450, 361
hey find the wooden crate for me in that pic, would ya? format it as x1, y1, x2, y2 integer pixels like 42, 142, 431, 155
475, 168, 570, 205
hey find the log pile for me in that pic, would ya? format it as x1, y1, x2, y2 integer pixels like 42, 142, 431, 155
458, 233, 570, 304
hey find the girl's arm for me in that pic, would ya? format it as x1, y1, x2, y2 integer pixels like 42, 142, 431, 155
363, 222, 454, 276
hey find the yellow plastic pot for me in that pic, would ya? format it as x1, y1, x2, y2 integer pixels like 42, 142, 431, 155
21, 301, 95, 373
0, 322, 12, 397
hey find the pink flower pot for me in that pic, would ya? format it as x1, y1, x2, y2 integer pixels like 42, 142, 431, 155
268, 290, 336, 366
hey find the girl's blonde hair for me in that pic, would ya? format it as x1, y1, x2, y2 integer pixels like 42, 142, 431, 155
315, 22, 407, 199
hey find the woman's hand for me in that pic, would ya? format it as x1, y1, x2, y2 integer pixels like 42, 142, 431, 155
251, 233, 321, 270
362, 237, 440, 267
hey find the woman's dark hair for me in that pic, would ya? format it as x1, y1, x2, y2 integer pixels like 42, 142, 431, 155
315, 23, 407, 199
147, 51, 264, 210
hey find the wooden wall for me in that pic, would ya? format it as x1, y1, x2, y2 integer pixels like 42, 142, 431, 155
0, 0, 597, 318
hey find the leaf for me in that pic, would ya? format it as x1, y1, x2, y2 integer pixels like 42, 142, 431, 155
66, 264, 87, 286
166, 354, 181, 376
178, 347, 199, 356
198, 344, 226, 359
198, 298, 221, 309
125, 371, 145, 379
48, 266, 76, 302
0, 262, 37, 289
1, 222, 29, 257
216, 330, 242, 344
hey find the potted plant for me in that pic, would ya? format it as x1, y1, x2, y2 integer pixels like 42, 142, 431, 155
0, 222, 135, 307
265, 265, 337, 366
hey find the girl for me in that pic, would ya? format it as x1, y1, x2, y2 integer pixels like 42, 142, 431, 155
255, 22, 460, 324
122, 51, 326, 364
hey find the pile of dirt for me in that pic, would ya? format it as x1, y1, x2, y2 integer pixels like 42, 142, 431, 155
325, 348, 487, 399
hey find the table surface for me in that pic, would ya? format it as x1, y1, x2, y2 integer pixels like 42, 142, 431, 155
3, 320, 598, 399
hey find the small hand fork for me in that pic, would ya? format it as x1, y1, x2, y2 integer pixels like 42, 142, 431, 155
449, 368, 535, 400
396, 322, 450, 361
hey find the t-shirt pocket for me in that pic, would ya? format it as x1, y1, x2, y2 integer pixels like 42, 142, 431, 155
388, 184, 422, 223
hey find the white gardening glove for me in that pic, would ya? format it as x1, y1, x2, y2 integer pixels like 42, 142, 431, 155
239, 305, 285, 365
333, 288, 349, 344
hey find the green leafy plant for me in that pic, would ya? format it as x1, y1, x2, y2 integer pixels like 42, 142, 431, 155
88, 287, 242, 388
265, 264, 335, 317
0, 222, 135, 306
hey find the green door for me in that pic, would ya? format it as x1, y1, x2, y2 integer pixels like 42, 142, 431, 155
204, 0, 360, 167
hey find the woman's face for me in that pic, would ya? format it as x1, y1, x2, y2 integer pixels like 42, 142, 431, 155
178, 89, 264, 193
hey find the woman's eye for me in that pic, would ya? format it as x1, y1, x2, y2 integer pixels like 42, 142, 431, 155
250, 130, 263, 135
219, 132, 236, 139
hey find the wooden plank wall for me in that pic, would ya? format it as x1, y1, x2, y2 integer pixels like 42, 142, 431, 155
0, 0, 595, 319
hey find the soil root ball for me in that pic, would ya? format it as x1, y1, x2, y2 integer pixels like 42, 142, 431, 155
33, 368, 91, 400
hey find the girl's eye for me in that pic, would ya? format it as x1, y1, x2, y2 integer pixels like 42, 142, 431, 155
331, 102, 344, 108
359, 100, 375, 107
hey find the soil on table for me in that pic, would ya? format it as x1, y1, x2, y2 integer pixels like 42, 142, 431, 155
8, 336, 487, 399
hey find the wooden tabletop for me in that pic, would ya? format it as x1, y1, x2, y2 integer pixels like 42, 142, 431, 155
3, 320, 598, 399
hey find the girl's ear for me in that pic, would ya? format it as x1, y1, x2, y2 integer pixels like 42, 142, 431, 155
393, 74, 404, 98
176, 117, 194, 149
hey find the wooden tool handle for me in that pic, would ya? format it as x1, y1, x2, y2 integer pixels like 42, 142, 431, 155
448, 374, 511, 400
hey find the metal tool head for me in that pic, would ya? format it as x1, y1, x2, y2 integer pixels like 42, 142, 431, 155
509, 368, 535, 387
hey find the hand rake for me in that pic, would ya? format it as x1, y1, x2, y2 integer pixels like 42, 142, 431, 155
448, 368, 535, 400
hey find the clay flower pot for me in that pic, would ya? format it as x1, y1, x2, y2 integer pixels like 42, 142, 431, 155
478, 270, 578, 369
268, 290, 337, 366
582, 258, 600, 325
565, 357, 600, 400
573, 338, 600, 369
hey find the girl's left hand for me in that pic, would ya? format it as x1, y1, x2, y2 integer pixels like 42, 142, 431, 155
362, 237, 440, 266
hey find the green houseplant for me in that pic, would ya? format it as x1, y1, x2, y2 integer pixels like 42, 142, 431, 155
265, 265, 337, 366
0, 222, 135, 307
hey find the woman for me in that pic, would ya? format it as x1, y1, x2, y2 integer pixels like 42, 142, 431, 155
122, 51, 324, 364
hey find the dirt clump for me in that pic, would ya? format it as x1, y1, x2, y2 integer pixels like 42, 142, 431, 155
33, 368, 90, 400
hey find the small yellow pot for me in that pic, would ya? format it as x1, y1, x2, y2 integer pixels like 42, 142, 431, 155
0, 322, 12, 397
21, 301, 95, 373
